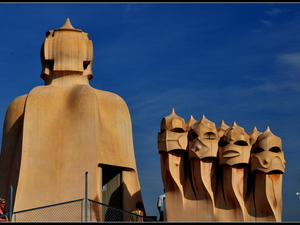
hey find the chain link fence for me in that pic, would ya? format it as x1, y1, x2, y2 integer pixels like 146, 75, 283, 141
88, 199, 156, 222
10, 198, 157, 222
11, 199, 84, 222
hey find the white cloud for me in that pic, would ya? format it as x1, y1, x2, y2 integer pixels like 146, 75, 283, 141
265, 7, 286, 17
260, 19, 273, 26
277, 52, 300, 69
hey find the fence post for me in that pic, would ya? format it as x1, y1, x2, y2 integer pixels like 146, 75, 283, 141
9, 185, 13, 222
85, 171, 88, 222
163, 196, 166, 222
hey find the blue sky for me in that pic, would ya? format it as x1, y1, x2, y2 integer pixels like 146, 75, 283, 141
0, 2, 300, 221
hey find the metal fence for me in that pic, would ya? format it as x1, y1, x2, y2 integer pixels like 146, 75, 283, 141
10, 198, 157, 222
6, 174, 157, 222
11, 199, 84, 222
89, 199, 156, 222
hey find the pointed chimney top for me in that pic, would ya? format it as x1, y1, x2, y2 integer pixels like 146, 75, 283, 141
60, 18, 75, 29
56, 18, 82, 32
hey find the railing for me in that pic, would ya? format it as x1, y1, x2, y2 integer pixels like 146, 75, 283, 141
6, 173, 157, 222
9, 198, 156, 222
11, 199, 84, 222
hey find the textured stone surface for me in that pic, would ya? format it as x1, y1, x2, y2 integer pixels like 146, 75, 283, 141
158, 108, 285, 222
0, 19, 143, 221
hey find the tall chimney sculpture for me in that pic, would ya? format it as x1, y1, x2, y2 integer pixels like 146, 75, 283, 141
158, 108, 286, 222
0, 19, 143, 222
